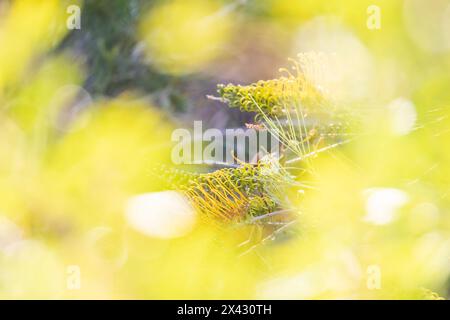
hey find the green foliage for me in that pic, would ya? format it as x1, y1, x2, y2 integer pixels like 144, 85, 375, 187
217, 74, 323, 118
182, 155, 294, 225
59, 0, 173, 99
215, 56, 356, 164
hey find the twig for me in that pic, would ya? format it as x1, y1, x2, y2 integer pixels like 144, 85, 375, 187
285, 139, 353, 164
246, 209, 294, 223
238, 220, 298, 257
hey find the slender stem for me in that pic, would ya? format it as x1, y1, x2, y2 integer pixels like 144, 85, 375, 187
285, 139, 353, 164
247, 209, 294, 223
238, 220, 298, 257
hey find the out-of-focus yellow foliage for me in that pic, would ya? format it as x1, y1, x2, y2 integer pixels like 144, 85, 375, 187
0, 93, 176, 298
43, 97, 174, 229
7, 55, 84, 134
139, 0, 232, 75
0, 0, 449, 300
0, 0, 74, 91
116, 226, 262, 299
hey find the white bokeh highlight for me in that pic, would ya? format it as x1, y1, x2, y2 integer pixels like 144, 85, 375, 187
125, 191, 196, 239
363, 188, 409, 225
386, 98, 417, 136
293, 17, 374, 102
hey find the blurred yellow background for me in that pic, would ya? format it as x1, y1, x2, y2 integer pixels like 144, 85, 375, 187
0, 0, 449, 299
